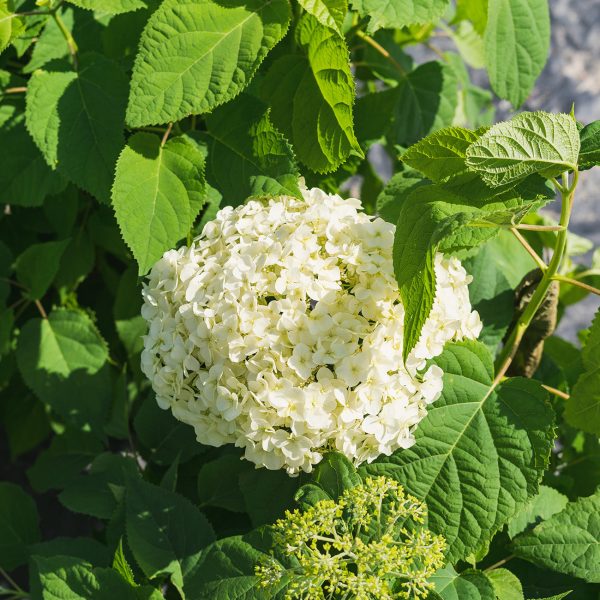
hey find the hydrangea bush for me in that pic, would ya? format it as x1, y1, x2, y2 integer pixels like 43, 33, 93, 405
0, 0, 600, 599
141, 186, 481, 473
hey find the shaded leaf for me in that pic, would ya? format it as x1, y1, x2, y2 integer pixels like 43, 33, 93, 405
25, 53, 128, 202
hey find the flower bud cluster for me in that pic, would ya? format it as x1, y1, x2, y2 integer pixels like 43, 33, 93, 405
256, 476, 446, 599
141, 186, 482, 473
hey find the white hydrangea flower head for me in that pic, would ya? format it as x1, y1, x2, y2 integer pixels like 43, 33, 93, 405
140, 185, 482, 474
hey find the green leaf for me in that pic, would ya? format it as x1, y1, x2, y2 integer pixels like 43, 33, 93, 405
112, 539, 136, 586
466, 112, 580, 186
512, 489, 600, 583
454, 0, 488, 34
112, 132, 206, 275
16, 310, 111, 433
1, 387, 50, 459
25, 53, 129, 202
17, 309, 108, 380
449, 21, 485, 69
360, 341, 555, 562
297, 0, 346, 33
401, 126, 480, 184
0, 106, 66, 207
31, 555, 159, 600
199, 93, 301, 205
507, 485, 569, 539
126, 0, 291, 127
186, 532, 287, 599
262, 15, 362, 173
66, 0, 147, 14
564, 309, 600, 434
59, 453, 138, 519
463, 244, 514, 352
391, 181, 548, 358
23, 8, 73, 73
0, 1, 22, 54
389, 61, 458, 147
125, 476, 215, 596
133, 394, 205, 465
431, 565, 495, 599
239, 469, 301, 527
376, 171, 428, 224
484, 0, 550, 107
27, 431, 103, 493
311, 452, 361, 499
578, 120, 600, 170
30, 537, 110, 568
399, 246, 437, 362
15, 239, 69, 300
351, 0, 449, 33
487, 568, 524, 600
0, 482, 40, 570
197, 453, 248, 513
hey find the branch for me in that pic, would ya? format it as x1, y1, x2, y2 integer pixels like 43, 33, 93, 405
355, 30, 406, 75
495, 172, 577, 380
553, 274, 600, 297
510, 228, 547, 271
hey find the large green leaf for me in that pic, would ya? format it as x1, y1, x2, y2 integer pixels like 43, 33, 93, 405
125, 476, 215, 596
507, 485, 568, 539
126, 0, 291, 126
310, 452, 361, 499
564, 309, 600, 434
431, 566, 495, 600
0, 482, 40, 570
262, 14, 361, 173
297, 0, 346, 33
0, 106, 65, 207
401, 126, 480, 184
484, 0, 550, 107
197, 453, 248, 513
487, 569, 524, 600
58, 453, 139, 519
389, 61, 458, 147
186, 531, 288, 599
133, 393, 206, 466
512, 489, 600, 583
66, 0, 147, 14
466, 112, 580, 186
25, 53, 128, 202
31, 555, 162, 600
15, 239, 69, 300
112, 132, 206, 275
463, 243, 514, 352
361, 341, 555, 562
199, 93, 301, 205
16, 309, 111, 433
351, 0, 449, 33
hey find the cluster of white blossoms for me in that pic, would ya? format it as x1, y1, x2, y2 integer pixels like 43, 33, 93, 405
141, 185, 482, 474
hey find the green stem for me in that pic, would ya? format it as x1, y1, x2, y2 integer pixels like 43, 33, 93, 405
552, 274, 600, 297
484, 554, 515, 572
355, 30, 406, 75
494, 171, 578, 382
52, 10, 78, 69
